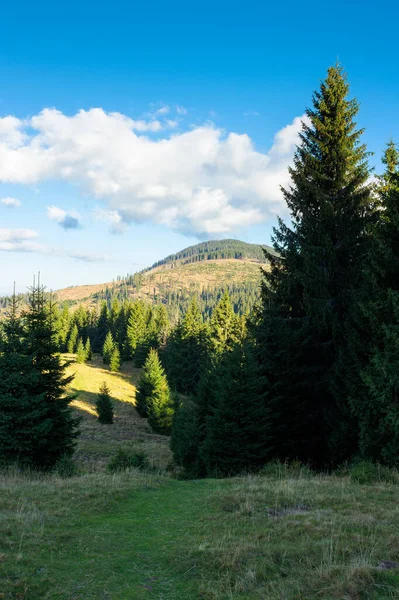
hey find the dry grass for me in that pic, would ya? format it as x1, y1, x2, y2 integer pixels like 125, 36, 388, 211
56, 258, 265, 304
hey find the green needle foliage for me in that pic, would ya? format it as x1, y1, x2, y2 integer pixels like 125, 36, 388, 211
96, 382, 114, 424
76, 337, 86, 363
0, 282, 79, 470
102, 331, 115, 365
136, 349, 174, 434
109, 346, 121, 372
67, 323, 78, 354
352, 141, 399, 466
255, 64, 373, 467
84, 337, 92, 361
201, 342, 270, 476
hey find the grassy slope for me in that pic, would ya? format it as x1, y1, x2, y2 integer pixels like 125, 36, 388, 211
56, 258, 264, 305
1, 358, 399, 599
65, 354, 172, 470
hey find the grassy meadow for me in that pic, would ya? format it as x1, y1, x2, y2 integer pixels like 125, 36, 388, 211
1, 355, 399, 599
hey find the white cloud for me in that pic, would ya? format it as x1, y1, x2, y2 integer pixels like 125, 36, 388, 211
176, 105, 188, 115
0, 228, 44, 252
1, 197, 21, 208
244, 111, 260, 117
47, 205, 81, 230
0, 108, 306, 236
69, 251, 110, 262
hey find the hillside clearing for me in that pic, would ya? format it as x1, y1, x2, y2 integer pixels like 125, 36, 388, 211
65, 354, 172, 470
1, 356, 399, 599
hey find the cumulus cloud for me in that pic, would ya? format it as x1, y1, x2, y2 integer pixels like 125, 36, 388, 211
0, 108, 306, 236
47, 205, 81, 230
0, 228, 44, 252
1, 197, 21, 208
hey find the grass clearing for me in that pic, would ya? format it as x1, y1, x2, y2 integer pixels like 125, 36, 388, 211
65, 354, 172, 470
1, 356, 399, 599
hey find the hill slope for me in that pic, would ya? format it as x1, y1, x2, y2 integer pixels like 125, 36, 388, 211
56, 239, 270, 317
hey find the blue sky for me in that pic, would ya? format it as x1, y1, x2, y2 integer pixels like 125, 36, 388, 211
0, 0, 398, 295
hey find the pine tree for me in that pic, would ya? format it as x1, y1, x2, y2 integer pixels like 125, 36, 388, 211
125, 300, 146, 359
256, 64, 373, 466
201, 342, 270, 476
84, 337, 92, 361
94, 301, 109, 353
210, 292, 242, 353
164, 299, 209, 394
109, 346, 121, 372
136, 349, 174, 434
0, 281, 80, 469
102, 331, 115, 365
96, 382, 114, 424
0, 289, 40, 466
352, 141, 399, 465
76, 337, 86, 363
67, 323, 79, 354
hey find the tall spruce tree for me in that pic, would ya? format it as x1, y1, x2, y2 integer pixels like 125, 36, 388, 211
102, 331, 115, 365
3, 281, 80, 469
125, 300, 146, 359
352, 141, 399, 465
164, 299, 209, 395
0, 290, 39, 466
136, 349, 174, 434
256, 64, 373, 466
96, 382, 114, 424
109, 346, 121, 372
84, 337, 92, 361
67, 323, 79, 354
201, 341, 270, 476
95, 301, 109, 353
76, 337, 86, 363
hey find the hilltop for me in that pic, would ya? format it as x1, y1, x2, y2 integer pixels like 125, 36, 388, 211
55, 239, 272, 317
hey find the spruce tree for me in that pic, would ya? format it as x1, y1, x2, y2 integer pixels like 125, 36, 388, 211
109, 346, 121, 372
136, 349, 174, 434
125, 300, 146, 359
0, 281, 80, 469
210, 292, 242, 353
95, 301, 109, 353
84, 337, 92, 361
67, 323, 79, 354
352, 141, 399, 465
76, 337, 86, 363
0, 290, 40, 466
96, 382, 114, 424
102, 331, 115, 365
164, 299, 209, 394
256, 64, 372, 466
201, 342, 270, 476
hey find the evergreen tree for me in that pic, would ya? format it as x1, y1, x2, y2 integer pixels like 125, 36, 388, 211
109, 346, 121, 372
102, 331, 115, 365
0, 290, 40, 466
164, 299, 209, 394
352, 141, 399, 465
76, 337, 86, 363
84, 337, 92, 361
0, 281, 80, 469
256, 65, 373, 466
67, 323, 79, 354
96, 382, 114, 424
210, 292, 243, 353
125, 300, 146, 359
94, 301, 109, 353
201, 342, 270, 476
136, 349, 174, 434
